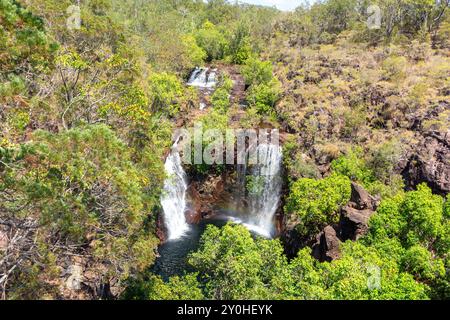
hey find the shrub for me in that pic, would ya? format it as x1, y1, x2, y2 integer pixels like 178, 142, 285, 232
246, 80, 280, 115
241, 57, 274, 86
194, 21, 228, 61
148, 72, 183, 115
182, 35, 207, 67
401, 245, 445, 281
382, 55, 408, 81
331, 148, 374, 184
285, 173, 351, 239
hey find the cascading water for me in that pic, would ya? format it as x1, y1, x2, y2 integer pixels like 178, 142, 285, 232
247, 143, 283, 237
160, 141, 189, 240
233, 143, 282, 238
187, 67, 217, 89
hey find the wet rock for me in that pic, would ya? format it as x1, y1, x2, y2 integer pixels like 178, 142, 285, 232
312, 225, 341, 262
186, 176, 227, 223
186, 184, 203, 224
156, 213, 167, 242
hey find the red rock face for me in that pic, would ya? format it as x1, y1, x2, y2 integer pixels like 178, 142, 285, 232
156, 213, 167, 243
185, 175, 228, 224
186, 184, 203, 224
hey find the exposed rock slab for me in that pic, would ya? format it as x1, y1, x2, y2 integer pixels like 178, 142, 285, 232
349, 182, 379, 210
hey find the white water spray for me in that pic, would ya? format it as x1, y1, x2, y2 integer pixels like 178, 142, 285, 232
187, 67, 217, 89
161, 141, 189, 240
247, 144, 283, 237
234, 143, 282, 237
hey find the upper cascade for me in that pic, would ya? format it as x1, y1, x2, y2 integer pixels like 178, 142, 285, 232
187, 67, 217, 89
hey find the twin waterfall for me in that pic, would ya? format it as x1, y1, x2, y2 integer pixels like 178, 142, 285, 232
160, 141, 189, 240
161, 142, 282, 240
161, 67, 282, 241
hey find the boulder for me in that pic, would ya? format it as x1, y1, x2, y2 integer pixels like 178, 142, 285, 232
403, 132, 450, 195
312, 226, 341, 262
349, 182, 379, 210
339, 206, 375, 241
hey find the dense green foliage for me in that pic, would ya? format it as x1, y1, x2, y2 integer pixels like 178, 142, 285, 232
285, 174, 352, 240
126, 184, 448, 300
126, 222, 433, 300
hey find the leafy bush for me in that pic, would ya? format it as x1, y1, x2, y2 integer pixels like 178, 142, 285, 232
367, 184, 449, 298
0, 0, 57, 81
382, 55, 408, 81
148, 72, 183, 116
331, 148, 374, 184
195, 20, 228, 61
401, 184, 445, 247
285, 173, 351, 240
150, 224, 430, 300
241, 57, 274, 86
182, 34, 207, 67
123, 273, 204, 300
211, 75, 233, 112
401, 245, 445, 281
188, 224, 268, 299
246, 80, 280, 115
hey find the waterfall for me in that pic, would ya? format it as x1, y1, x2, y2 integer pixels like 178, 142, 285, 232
187, 67, 217, 88
161, 141, 189, 240
234, 143, 282, 238
248, 144, 282, 237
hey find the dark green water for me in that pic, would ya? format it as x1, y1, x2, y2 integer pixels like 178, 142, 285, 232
152, 217, 228, 280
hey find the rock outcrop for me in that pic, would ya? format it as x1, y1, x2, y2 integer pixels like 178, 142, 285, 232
338, 182, 379, 241
309, 182, 379, 261
348, 182, 379, 211
339, 206, 375, 241
185, 174, 226, 223
312, 225, 341, 262
403, 131, 450, 195
186, 183, 203, 224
